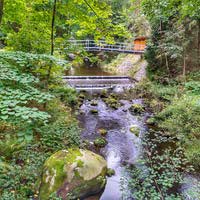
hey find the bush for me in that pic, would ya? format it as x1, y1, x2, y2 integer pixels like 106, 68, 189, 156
157, 95, 200, 141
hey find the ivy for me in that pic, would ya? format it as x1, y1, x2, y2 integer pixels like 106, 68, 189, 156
121, 131, 193, 199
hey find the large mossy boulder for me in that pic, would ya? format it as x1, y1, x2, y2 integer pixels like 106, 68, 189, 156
39, 149, 107, 200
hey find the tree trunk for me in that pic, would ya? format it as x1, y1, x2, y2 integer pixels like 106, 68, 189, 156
183, 51, 186, 80
0, 0, 4, 25
46, 0, 57, 88
165, 53, 170, 76
50, 0, 57, 56
198, 19, 200, 67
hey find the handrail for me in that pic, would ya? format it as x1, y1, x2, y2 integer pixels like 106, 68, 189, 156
62, 40, 146, 54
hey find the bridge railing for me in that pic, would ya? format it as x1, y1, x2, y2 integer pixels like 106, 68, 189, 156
65, 40, 146, 53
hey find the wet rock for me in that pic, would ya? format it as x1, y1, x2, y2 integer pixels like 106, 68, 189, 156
130, 125, 140, 137
78, 93, 85, 99
68, 53, 76, 61
146, 117, 156, 126
100, 89, 108, 98
94, 137, 107, 148
39, 149, 107, 200
90, 109, 98, 114
98, 129, 108, 137
113, 86, 124, 94
90, 100, 98, 106
79, 110, 85, 115
105, 95, 120, 110
130, 103, 144, 114
106, 168, 115, 177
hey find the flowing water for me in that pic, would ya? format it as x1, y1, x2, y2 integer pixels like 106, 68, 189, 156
78, 98, 147, 200
66, 65, 112, 76
68, 64, 148, 199
69, 64, 199, 200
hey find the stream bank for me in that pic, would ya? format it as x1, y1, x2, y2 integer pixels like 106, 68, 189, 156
67, 57, 200, 199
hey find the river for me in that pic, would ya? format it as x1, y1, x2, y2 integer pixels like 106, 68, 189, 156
68, 64, 200, 200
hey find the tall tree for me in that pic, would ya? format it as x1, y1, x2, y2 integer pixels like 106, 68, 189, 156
0, 0, 3, 25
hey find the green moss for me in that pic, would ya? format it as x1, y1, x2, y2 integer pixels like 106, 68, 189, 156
185, 140, 200, 170
40, 149, 82, 200
100, 89, 108, 98
77, 159, 84, 168
94, 137, 107, 148
130, 104, 144, 114
98, 128, 108, 136
90, 109, 98, 114
78, 93, 85, 99
90, 100, 98, 106
146, 117, 156, 126
130, 125, 140, 137
68, 175, 106, 200
105, 95, 120, 109
106, 168, 115, 177
40, 149, 107, 200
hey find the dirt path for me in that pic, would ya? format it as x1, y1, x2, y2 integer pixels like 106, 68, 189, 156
103, 54, 147, 81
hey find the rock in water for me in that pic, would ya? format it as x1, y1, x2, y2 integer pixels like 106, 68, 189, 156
39, 149, 107, 200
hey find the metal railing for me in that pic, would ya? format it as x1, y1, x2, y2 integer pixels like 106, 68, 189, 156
66, 40, 146, 54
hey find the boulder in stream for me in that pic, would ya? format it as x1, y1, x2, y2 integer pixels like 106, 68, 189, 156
130, 103, 144, 114
94, 137, 107, 148
130, 125, 140, 137
90, 109, 98, 114
98, 128, 108, 136
39, 149, 107, 200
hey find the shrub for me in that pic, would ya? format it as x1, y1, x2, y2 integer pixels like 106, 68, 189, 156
157, 95, 200, 141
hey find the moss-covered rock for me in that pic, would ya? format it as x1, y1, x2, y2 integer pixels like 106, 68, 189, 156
94, 137, 107, 148
146, 117, 156, 126
39, 149, 107, 200
90, 109, 98, 114
100, 89, 108, 98
105, 95, 121, 109
130, 125, 140, 137
106, 168, 115, 177
90, 100, 98, 106
78, 93, 85, 99
130, 103, 144, 114
98, 129, 107, 136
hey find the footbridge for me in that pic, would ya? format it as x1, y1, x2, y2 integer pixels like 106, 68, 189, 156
66, 40, 146, 54
63, 76, 136, 91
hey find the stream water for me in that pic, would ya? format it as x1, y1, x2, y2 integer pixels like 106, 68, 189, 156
69, 64, 199, 200
78, 98, 147, 200
68, 64, 147, 199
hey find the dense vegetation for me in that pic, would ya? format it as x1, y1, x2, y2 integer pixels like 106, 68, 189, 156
122, 0, 200, 199
0, 0, 199, 199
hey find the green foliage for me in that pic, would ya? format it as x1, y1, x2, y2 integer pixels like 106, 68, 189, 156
0, 135, 25, 159
0, 51, 80, 199
94, 137, 107, 147
185, 140, 200, 169
141, 0, 200, 79
39, 118, 80, 151
0, 52, 55, 124
51, 85, 77, 106
157, 95, 200, 142
1, 0, 129, 53
122, 131, 192, 199
0, 146, 50, 200
184, 81, 200, 95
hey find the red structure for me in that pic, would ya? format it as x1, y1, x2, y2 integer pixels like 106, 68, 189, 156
133, 37, 146, 51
